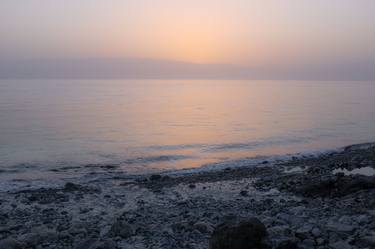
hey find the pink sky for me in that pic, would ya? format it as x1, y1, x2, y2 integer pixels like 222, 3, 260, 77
1, 0, 374, 66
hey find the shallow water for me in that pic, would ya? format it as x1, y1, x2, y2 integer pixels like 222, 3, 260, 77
1, 80, 375, 178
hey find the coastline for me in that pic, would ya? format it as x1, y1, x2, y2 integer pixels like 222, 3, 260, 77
1, 142, 375, 249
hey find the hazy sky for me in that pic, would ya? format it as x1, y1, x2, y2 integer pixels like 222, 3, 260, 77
1, 0, 375, 66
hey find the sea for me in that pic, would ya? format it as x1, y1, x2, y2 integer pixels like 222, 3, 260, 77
1, 80, 375, 180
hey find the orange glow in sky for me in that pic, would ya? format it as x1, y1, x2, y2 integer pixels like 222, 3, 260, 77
1, 0, 375, 65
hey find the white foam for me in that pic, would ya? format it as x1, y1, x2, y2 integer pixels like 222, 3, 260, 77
332, 167, 375, 177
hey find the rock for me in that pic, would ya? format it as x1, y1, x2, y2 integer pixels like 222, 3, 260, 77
302, 238, 315, 247
326, 221, 354, 233
356, 215, 369, 225
295, 175, 375, 198
0, 238, 23, 249
295, 224, 313, 239
74, 239, 95, 249
194, 221, 213, 234
64, 182, 80, 192
89, 239, 117, 249
75, 239, 116, 249
311, 227, 321, 237
18, 228, 57, 247
316, 238, 325, 245
329, 241, 352, 249
338, 215, 352, 225
209, 218, 267, 249
109, 219, 133, 238
240, 190, 248, 197
268, 225, 292, 237
149, 174, 162, 181
355, 233, 375, 248
188, 184, 196, 189
276, 240, 297, 249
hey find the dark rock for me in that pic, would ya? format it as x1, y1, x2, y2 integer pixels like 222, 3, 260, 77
89, 239, 117, 249
276, 240, 298, 249
0, 238, 23, 249
64, 182, 80, 192
194, 222, 213, 234
355, 234, 375, 248
295, 175, 375, 198
26, 190, 69, 204
209, 218, 267, 249
149, 174, 162, 181
188, 184, 196, 189
109, 219, 133, 238
240, 190, 248, 197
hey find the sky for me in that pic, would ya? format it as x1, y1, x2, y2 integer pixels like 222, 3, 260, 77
1, 0, 375, 78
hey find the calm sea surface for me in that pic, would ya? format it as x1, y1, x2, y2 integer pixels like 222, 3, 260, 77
1, 80, 375, 178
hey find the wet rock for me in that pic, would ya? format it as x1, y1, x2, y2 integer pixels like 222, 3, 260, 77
109, 219, 133, 238
64, 182, 81, 192
209, 218, 267, 249
188, 184, 196, 189
150, 174, 162, 181
0, 238, 23, 249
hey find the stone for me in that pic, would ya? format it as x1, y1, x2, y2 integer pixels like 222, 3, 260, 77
329, 241, 352, 249
149, 174, 162, 181
89, 239, 117, 249
64, 182, 80, 192
276, 240, 297, 249
356, 215, 369, 225
338, 215, 352, 225
0, 238, 23, 249
296, 175, 375, 198
194, 222, 213, 234
356, 234, 375, 248
311, 227, 321, 237
295, 224, 313, 239
209, 218, 267, 249
326, 221, 354, 233
268, 225, 292, 237
188, 184, 196, 189
302, 239, 315, 247
109, 219, 133, 238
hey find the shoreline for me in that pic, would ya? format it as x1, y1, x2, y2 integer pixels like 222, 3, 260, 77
1, 142, 375, 248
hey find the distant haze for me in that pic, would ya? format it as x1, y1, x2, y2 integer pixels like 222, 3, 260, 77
1, 0, 375, 79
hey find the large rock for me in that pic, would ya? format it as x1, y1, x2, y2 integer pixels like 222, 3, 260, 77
209, 218, 267, 249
